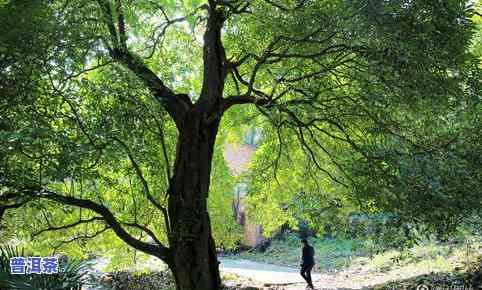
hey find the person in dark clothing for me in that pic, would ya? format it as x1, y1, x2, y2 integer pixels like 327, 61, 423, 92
300, 238, 315, 289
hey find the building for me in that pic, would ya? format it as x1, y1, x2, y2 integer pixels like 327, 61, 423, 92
223, 128, 265, 247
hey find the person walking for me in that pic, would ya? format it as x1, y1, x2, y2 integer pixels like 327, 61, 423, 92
300, 238, 315, 289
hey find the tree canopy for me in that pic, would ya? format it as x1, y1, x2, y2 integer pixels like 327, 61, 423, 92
0, 0, 480, 289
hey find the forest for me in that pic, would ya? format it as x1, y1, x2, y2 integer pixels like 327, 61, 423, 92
0, 0, 481, 290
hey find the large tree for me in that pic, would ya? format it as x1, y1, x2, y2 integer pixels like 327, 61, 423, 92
0, 0, 479, 289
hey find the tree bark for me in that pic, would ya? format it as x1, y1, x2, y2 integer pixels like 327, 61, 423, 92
167, 106, 222, 290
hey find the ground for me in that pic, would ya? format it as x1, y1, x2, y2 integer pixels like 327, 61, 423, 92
220, 257, 480, 290
221, 236, 481, 290
86, 236, 481, 290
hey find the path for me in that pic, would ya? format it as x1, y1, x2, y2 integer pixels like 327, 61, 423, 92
218, 258, 413, 290
87, 256, 396, 289
219, 258, 321, 285
219, 258, 364, 290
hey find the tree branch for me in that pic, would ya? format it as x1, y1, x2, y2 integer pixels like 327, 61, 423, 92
53, 225, 110, 252
197, 3, 228, 113
121, 221, 164, 246
111, 136, 172, 235
295, 127, 348, 187
144, 2, 208, 59
110, 48, 190, 125
115, 0, 127, 50
37, 189, 170, 260
95, 0, 191, 126
32, 216, 104, 238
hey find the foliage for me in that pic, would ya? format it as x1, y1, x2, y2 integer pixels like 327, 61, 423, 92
0, 0, 239, 265
0, 1, 480, 286
234, 234, 481, 288
244, 124, 354, 236
237, 234, 365, 271
209, 122, 243, 249
228, 0, 482, 241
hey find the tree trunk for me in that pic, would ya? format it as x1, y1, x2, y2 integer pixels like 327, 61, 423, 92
167, 107, 222, 290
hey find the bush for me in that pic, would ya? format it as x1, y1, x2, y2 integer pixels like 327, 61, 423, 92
92, 270, 175, 290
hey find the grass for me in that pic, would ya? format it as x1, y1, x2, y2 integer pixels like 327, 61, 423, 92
236, 235, 365, 272
356, 239, 481, 275
234, 234, 481, 276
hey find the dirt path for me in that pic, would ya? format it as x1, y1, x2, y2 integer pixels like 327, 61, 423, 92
87, 256, 415, 290
219, 258, 371, 290
219, 258, 321, 284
